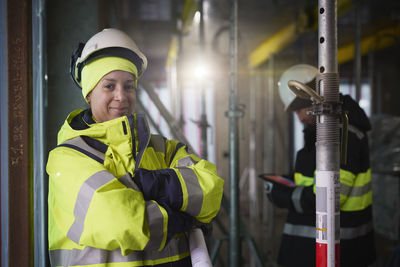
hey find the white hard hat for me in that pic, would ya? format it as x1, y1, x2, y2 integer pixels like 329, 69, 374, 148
70, 28, 148, 88
278, 64, 317, 111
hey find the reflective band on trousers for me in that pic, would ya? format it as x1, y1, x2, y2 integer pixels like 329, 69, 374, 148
49, 234, 189, 267
283, 223, 315, 239
340, 221, 373, 239
67, 170, 114, 243
283, 221, 373, 239
177, 165, 203, 217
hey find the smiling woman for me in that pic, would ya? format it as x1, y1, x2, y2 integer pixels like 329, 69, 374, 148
45, 28, 224, 267
86, 70, 137, 123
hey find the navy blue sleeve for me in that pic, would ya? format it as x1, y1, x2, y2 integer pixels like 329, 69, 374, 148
134, 168, 183, 211
134, 168, 194, 240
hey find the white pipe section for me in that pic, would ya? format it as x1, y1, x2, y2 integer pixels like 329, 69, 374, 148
189, 228, 212, 267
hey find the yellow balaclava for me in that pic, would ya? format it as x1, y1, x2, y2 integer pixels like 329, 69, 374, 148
81, 56, 138, 102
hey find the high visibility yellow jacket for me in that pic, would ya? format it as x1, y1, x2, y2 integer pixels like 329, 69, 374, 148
47, 109, 224, 267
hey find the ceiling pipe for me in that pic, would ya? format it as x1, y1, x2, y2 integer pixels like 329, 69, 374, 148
338, 22, 400, 64
249, 0, 361, 68
179, 0, 198, 35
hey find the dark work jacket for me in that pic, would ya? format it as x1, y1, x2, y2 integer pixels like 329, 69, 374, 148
277, 95, 376, 267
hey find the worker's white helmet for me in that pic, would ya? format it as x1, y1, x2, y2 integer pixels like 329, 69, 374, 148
278, 64, 318, 111
70, 28, 148, 88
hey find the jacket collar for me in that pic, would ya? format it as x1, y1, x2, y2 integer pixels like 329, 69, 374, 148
59, 110, 152, 170
131, 113, 150, 170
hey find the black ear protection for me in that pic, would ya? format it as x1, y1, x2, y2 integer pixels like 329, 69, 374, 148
70, 42, 86, 89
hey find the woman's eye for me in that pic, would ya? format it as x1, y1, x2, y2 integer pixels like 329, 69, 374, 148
125, 85, 136, 90
104, 84, 114, 89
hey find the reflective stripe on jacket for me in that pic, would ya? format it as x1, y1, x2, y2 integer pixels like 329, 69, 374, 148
294, 167, 372, 212
47, 110, 224, 266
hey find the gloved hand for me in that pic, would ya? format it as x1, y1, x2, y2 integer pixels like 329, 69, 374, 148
264, 180, 295, 209
134, 168, 183, 211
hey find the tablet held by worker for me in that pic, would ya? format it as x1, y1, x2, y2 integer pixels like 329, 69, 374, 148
258, 173, 296, 187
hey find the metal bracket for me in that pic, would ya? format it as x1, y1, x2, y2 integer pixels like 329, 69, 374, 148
225, 104, 245, 118
310, 101, 348, 166
190, 116, 211, 128
310, 101, 342, 116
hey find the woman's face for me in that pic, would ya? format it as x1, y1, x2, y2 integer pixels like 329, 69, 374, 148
295, 106, 315, 125
86, 70, 136, 123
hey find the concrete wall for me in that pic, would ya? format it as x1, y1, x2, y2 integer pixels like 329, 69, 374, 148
46, 0, 98, 152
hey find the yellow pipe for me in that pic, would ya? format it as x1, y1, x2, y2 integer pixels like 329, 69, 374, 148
180, 0, 198, 35
337, 0, 355, 17
166, 0, 198, 68
166, 36, 179, 67
249, 0, 356, 68
338, 23, 400, 64
249, 23, 298, 68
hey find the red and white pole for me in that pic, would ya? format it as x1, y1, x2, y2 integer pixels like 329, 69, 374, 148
316, 171, 340, 267
316, 0, 340, 266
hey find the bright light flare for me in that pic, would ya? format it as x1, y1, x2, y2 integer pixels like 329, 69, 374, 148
194, 62, 208, 79
194, 11, 201, 24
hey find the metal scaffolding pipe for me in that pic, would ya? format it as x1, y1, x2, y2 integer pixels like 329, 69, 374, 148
198, 0, 209, 159
368, 51, 377, 114
33, 0, 49, 265
178, 34, 185, 128
139, 80, 196, 153
136, 98, 165, 137
228, 0, 240, 265
249, 72, 258, 222
354, 4, 362, 102
216, 193, 264, 267
316, 1, 341, 267
264, 56, 275, 247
